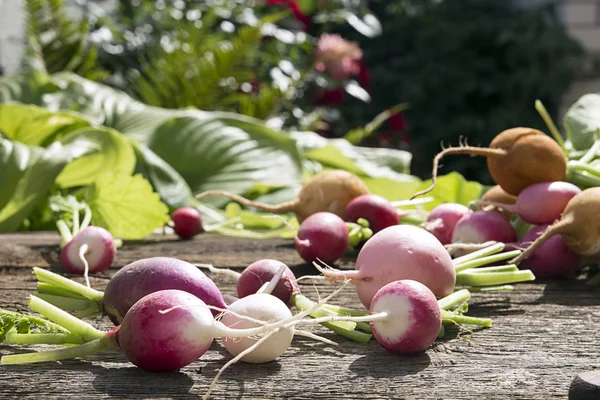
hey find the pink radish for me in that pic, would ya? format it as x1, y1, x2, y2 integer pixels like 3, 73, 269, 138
451, 211, 517, 244
295, 211, 349, 264
423, 203, 471, 245
170, 207, 204, 239
344, 194, 399, 233
477, 181, 581, 225
316, 225, 456, 308
237, 259, 300, 306
517, 225, 581, 279
60, 226, 116, 281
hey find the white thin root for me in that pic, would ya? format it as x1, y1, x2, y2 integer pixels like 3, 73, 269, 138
257, 265, 287, 295
78, 244, 90, 288
294, 275, 326, 282
294, 330, 337, 346
446, 241, 499, 259
195, 263, 241, 280
391, 196, 435, 207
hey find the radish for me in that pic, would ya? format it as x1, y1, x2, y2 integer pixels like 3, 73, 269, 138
516, 225, 581, 279
32, 257, 228, 323
236, 259, 299, 306
344, 194, 399, 233
476, 181, 581, 225
295, 212, 349, 264
423, 203, 471, 245
412, 127, 568, 198
170, 207, 204, 239
451, 210, 517, 245
195, 169, 369, 223
477, 185, 517, 217
314, 225, 534, 308
511, 187, 600, 264
60, 226, 116, 286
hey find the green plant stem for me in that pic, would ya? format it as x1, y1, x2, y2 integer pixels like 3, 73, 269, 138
468, 285, 514, 292
6, 331, 86, 345
321, 304, 369, 316
290, 294, 356, 331
80, 205, 92, 232
355, 322, 372, 333
567, 170, 600, 188
454, 251, 521, 273
34, 293, 99, 312
441, 310, 492, 327
72, 203, 80, 236
452, 242, 505, 266
438, 289, 471, 310
0, 309, 67, 333
56, 220, 72, 247
456, 270, 535, 287
579, 141, 600, 164
1, 336, 116, 365
36, 282, 88, 299
437, 324, 446, 338
33, 267, 104, 302
28, 295, 105, 342
535, 99, 565, 149
568, 161, 600, 179
462, 265, 519, 273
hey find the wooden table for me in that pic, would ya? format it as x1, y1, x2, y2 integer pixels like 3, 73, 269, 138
1, 232, 599, 399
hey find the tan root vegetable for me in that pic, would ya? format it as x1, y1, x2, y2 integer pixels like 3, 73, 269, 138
411, 127, 567, 199
195, 170, 370, 222
512, 187, 600, 264
477, 185, 517, 217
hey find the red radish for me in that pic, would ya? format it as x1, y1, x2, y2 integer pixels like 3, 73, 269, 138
512, 187, 600, 264
451, 211, 517, 244
477, 181, 581, 225
369, 280, 441, 354
171, 207, 204, 239
221, 293, 295, 363
32, 257, 228, 323
195, 169, 369, 222
516, 225, 581, 279
237, 259, 300, 305
295, 211, 349, 264
412, 127, 568, 198
317, 225, 456, 308
423, 203, 471, 245
344, 194, 399, 232
60, 226, 116, 286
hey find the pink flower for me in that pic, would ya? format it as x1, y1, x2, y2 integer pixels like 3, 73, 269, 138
314, 34, 363, 81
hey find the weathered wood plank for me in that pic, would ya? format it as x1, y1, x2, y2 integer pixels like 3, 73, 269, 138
0, 232, 599, 399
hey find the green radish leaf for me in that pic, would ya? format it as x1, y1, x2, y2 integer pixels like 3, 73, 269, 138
55, 127, 136, 189
564, 93, 600, 151
83, 173, 170, 240
0, 103, 89, 146
0, 139, 74, 231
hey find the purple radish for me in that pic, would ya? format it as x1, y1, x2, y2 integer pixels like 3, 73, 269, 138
344, 194, 399, 233
295, 211, 349, 264
517, 225, 581, 279
171, 207, 204, 239
451, 210, 517, 244
477, 181, 581, 225
317, 225, 456, 308
423, 203, 471, 245
369, 280, 441, 354
237, 259, 300, 306
60, 226, 116, 286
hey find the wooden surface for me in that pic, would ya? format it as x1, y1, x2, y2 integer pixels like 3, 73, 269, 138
1, 232, 599, 399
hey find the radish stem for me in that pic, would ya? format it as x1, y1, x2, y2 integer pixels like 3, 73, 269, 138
456, 270, 535, 287
438, 289, 471, 310
454, 250, 521, 273
441, 310, 492, 327
36, 283, 87, 299
33, 267, 104, 302
33, 293, 98, 312
535, 99, 565, 149
6, 332, 85, 345
452, 242, 505, 265
56, 220, 73, 247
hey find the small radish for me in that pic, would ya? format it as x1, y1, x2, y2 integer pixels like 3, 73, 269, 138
451, 210, 517, 244
295, 212, 349, 264
476, 181, 581, 225
412, 127, 567, 198
317, 225, 456, 307
195, 169, 370, 222
423, 203, 471, 245
170, 207, 204, 239
221, 293, 295, 363
237, 259, 300, 306
60, 226, 116, 285
32, 257, 228, 323
369, 280, 441, 354
512, 187, 600, 264
344, 194, 399, 233
516, 225, 581, 279
477, 185, 517, 217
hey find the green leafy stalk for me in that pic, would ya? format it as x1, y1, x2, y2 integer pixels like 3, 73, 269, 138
0, 309, 68, 341
454, 250, 522, 273
441, 310, 492, 328
535, 99, 566, 149
36, 282, 88, 299
452, 242, 505, 266
33, 267, 104, 302
456, 270, 535, 287
438, 289, 471, 310
33, 292, 99, 312
6, 331, 85, 345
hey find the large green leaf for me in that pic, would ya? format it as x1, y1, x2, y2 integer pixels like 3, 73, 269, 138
564, 93, 600, 151
0, 103, 89, 146
55, 127, 136, 188
0, 139, 76, 231
83, 173, 170, 240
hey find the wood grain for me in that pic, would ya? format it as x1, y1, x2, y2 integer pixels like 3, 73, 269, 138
0, 232, 599, 399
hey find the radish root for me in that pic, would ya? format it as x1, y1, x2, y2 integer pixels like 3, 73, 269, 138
511, 219, 570, 265
410, 146, 507, 200
78, 244, 90, 288
195, 190, 297, 214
